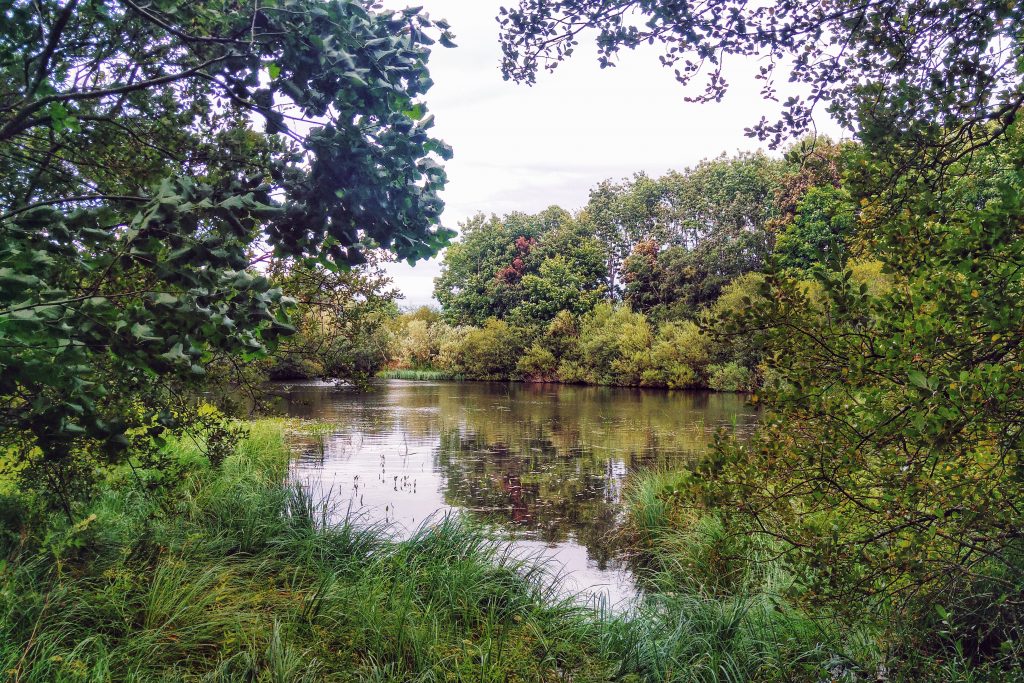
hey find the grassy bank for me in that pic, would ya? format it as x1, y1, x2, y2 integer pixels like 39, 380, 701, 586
623, 471, 1024, 682
376, 368, 464, 381
1, 422, 889, 682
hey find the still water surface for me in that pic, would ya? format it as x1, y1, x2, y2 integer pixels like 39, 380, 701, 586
272, 380, 758, 606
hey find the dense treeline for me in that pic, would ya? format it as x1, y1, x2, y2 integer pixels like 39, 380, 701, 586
380, 144, 885, 391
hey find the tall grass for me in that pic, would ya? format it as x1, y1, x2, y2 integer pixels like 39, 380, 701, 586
621, 469, 883, 681
1, 422, 889, 682
376, 368, 463, 381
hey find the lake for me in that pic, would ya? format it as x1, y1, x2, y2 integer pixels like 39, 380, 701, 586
271, 379, 758, 607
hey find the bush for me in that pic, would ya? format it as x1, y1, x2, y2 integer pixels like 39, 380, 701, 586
556, 360, 588, 384
649, 321, 710, 388
578, 304, 654, 385
433, 324, 471, 373
398, 318, 434, 368
707, 362, 753, 392
456, 319, 530, 380
517, 344, 558, 380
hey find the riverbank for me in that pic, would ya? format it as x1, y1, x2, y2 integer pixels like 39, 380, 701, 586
0, 420, 885, 682
374, 368, 751, 393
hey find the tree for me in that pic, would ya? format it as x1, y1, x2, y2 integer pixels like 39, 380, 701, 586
701, 131, 1024, 664
616, 154, 785, 318
261, 256, 398, 385
498, 0, 1024, 160
434, 212, 551, 325
774, 186, 856, 273
581, 172, 667, 296
508, 255, 605, 328
660, 153, 784, 250
0, 0, 453, 501
435, 206, 605, 326
622, 239, 663, 315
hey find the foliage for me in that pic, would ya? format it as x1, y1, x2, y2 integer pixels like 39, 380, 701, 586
510, 254, 605, 327
581, 172, 668, 295
392, 281, 763, 391
0, 419, 899, 682
622, 239, 662, 314
771, 137, 847, 230
261, 256, 398, 385
397, 318, 435, 369
577, 304, 653, 386
700, 134, 1024, 669
774, 186, 856, 273
434, 207, 605, 327
707, 362, 753, 392
516, 344, 559, 381
648, 321, 710, 389
0, 0, 453, 499
376, 368, 462, 381
704, 272, 768, 369
498, 0, 1024, 158
616, 153, 785, 317
447, 318, 529, 381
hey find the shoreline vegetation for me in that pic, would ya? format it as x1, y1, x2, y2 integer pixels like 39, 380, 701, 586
4, 0, 1024, 679
2, 421, 884, 682
373, 368, 752, 392
375, 369, 464, 382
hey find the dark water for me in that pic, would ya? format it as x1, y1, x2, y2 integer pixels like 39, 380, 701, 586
272, 379, 758, 606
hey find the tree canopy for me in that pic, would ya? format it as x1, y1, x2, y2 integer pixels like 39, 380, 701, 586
434, 207, 605, 327
498, 0, 1024, 158
0, 0, 453, 500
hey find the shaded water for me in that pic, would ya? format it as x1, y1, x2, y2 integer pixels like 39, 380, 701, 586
273, 379, 758, 606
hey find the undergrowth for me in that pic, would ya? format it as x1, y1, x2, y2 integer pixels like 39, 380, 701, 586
0, 422, 908, 682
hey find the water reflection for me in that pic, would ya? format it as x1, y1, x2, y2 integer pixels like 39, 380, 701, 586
273, 380, 757, 605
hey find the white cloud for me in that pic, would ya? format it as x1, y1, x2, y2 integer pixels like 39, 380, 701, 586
384, 0, 843, 308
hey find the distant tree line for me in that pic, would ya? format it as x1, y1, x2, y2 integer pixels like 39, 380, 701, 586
374, 143, 881, 391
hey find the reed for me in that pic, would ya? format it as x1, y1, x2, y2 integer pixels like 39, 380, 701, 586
375, 368, 463, 381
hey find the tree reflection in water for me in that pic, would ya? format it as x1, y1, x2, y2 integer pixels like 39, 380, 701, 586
273, 380, 757, 601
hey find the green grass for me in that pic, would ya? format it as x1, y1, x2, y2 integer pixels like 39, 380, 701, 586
0, 422, 896, 682
376, 368, 463, 381
620, 470, 882, 681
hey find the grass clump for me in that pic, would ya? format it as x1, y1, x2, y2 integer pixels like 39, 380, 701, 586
376, 368, 463, 381
1, 422, 894, 682
622, 470, 1024, 682
0, 421, 608, 682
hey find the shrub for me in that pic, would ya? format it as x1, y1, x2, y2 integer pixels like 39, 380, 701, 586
398, 318, 434, 368
456, 319, 529, 380
541, 310, 581, 360
556, 360, 588, 384
578, 304, 654, 385
517, 344, 558, 381
433, 324, 471, 373
707, 362, 753, 392
649, 321, 710, 388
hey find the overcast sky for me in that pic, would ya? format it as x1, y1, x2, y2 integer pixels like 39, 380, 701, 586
384, 0, 843, 308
